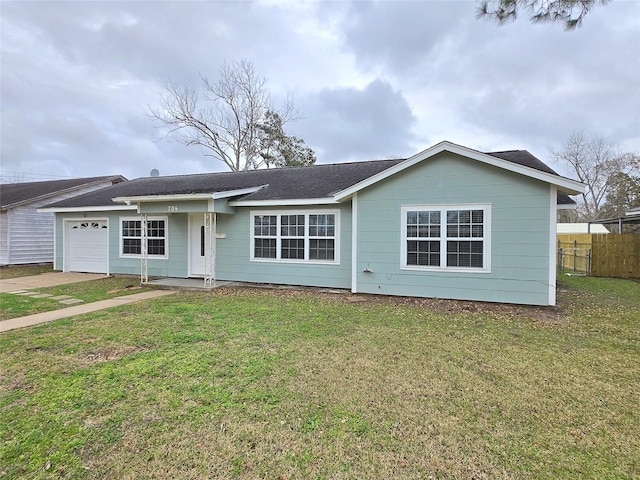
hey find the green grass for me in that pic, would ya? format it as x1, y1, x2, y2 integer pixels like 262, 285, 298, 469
0, 277, 151, 321
1, 277, 638, 479
0, 264, 54, 279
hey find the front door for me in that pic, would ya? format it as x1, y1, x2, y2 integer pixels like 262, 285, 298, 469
189, 214, 206, 277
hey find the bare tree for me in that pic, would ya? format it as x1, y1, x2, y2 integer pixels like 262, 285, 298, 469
477, 0, 612, 30
551, 131, 640, 220
149, 59, 310, 171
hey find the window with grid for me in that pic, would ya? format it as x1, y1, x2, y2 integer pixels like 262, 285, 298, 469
281, 215, 305, 259
251, 211, 338, 263
406, 210, 441, 267
446, 209, 484, 268
120, 217, 167, 257
309, 214, 335, 260
254, 215, 277, 259
402, 206, 489, 271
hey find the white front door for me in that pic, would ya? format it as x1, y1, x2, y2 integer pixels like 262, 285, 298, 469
189, 214, 205, 277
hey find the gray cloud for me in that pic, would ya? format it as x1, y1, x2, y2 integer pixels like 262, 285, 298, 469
1, 0, 638, 182
297, 79, 417, 162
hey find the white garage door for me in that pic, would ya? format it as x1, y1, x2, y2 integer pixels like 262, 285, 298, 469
66, 220, 109, 273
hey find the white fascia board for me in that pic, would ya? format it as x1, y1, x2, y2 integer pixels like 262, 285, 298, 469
112, 186, 266, 205
112, 193, 214, 204
229, 197, 338, 207
557, 203, 578, 210
212, 185, 267, 199
38, 205, 137, 213
333, 141, 586, 201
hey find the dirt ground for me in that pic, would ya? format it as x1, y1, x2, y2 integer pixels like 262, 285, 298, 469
215, 284, 569, 324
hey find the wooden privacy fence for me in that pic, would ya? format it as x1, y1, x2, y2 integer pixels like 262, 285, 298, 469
591, 234, 640, 279
557, 233, 640, 279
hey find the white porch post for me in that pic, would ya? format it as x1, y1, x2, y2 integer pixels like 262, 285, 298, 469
204, 212, 216, 287
140, 213, 148, 284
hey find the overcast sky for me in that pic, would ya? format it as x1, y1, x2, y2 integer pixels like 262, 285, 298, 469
1, 0, 639, 183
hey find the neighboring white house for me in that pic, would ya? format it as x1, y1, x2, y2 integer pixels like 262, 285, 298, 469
1, 176, 126, 265
557, 223, 609, 234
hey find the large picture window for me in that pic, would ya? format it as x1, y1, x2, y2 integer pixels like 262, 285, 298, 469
120, 217, 168, 258
251, 211, 339, 264
401, 205, 490, 272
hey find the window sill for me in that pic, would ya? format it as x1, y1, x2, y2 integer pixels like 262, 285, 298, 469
120, 254, 169, 260
251, 258, 339, 266
400, 266, 491, 274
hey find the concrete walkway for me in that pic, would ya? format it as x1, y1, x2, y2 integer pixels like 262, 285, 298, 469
0, 290, 176, 333
1, 272, 177, 332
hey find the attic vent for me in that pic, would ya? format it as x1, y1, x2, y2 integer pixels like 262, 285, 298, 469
150, 169, 159, 177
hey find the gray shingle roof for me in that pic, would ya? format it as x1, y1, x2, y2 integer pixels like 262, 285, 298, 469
45, 159, 405, 208
44, 149, 576, 209
486, 150, 560, 175
1, 176, 125, 209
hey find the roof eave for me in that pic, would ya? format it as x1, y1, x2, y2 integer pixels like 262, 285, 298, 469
113, 193, 215, 205
333, 141, 586, 201
2, 175, 126, 209
38, 205, 138, 213
112, 185, 267, 205
229, 197, 338, 207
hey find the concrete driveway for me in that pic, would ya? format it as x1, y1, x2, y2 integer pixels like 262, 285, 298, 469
0, 272, 108, 293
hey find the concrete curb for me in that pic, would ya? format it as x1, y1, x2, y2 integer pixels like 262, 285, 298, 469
0, 290, 177, 333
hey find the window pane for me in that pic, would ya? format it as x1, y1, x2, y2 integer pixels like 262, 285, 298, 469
281, 215, 305, 237
408, 210, 440, 238
281, 239, 305, 259
407, 240, 440, 266
255, 215, 277, 236
254, 238, 276, 258
147, 239, 165, 255
147, 220, 165, 238
310, 239, 335, 260
122, 220, 141, 237
309, 214, 335, 237
447, 241, 483, 268
123, 238, 141, 255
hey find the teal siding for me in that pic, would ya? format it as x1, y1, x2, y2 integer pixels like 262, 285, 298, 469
215, 205, 352, 289
54, 212, 189, 278
355, 152, 553, 305
55, 205, 352, 289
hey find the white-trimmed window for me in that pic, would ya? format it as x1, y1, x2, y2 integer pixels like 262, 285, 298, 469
251, 210, 339, 264
401, 205, 490, 272
120, 216, 168, 258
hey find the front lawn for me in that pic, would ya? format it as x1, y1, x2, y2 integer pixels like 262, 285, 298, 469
1, 276, 638, 479
0, 277, 152, 321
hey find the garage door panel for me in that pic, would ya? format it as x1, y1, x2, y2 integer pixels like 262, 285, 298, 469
67, 220, 108, 274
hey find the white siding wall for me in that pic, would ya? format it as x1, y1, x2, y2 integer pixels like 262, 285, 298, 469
0, 211, 8, 265
3, 180, 118, 265
8, 206, 54, 264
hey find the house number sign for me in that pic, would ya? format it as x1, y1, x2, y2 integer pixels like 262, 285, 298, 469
168, 205, 178, 212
